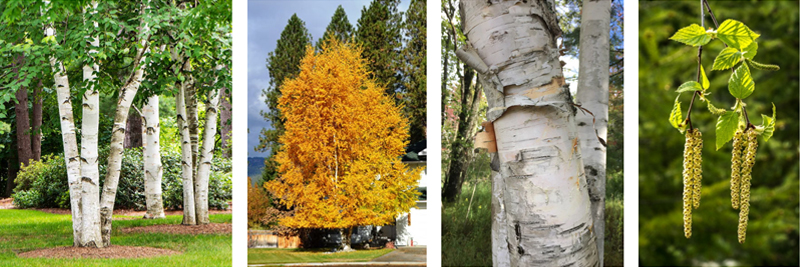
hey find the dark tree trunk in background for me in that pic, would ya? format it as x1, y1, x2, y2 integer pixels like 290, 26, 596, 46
31, 81, 43, 161
220, 87, 232, 157
15, 87, 32, 168
5, 138, 19, 197
124, 111, 143, 148
442, 65, 478, 203
13, 54, 33, 196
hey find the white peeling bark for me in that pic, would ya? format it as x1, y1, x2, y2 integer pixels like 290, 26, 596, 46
143, 95, 165, 219
177, 82, 196, 225
194, 86, 221, 225
576, 0, 611, 264
459, 1, 600, 266
43, 2, 83, 245
99, 1, 150, 246
79, 0, 102, 248
490, 170, 511, 266
47, 30, 83, 247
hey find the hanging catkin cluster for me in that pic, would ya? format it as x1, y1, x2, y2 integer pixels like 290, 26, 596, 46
730, 130, 745, 209
734, 130, 758, 243
682, 129, 703, 238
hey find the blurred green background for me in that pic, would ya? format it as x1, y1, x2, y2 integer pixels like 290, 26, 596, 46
639, 1, 799, 266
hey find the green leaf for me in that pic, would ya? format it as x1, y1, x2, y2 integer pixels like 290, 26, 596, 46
742, 41, 757, 60
669, 24, 712, 46
676, 81, 703, 93
716, 111, 740, 150
729, 63, 754, 99
716, 19, 760, 50
712, 47, 742, 70
701, 65, 710, 89
669, 95, 684, 131
745, 58, 780, 71
760, 103, 776, 142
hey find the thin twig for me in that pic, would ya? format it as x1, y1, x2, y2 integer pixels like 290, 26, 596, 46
571, 103, 607, 147
685, 0, 707, 131
703, 0, 727, 48
742, 103, 753, 129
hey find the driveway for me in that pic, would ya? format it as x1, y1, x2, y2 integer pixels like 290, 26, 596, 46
370, 246, 426, 263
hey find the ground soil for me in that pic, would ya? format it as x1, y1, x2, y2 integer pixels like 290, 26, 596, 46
120, 223, 232, 235
17, 245, 180, 259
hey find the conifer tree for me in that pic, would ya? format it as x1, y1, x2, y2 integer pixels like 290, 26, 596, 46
258, 14, 312, 182
355, 0, 403, 99
316, 5, 353, 50
401, 0, 426, 143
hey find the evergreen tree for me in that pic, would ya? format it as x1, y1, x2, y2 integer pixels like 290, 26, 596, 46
316, 5, 354, 50
355, 0, 403, 99
402, 0, 426, 143
258, 14, 312, 182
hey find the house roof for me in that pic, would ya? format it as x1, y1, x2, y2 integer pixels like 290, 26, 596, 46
402, 139, 427, 162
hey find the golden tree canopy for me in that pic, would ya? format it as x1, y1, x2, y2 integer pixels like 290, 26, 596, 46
267, 39, 421, 229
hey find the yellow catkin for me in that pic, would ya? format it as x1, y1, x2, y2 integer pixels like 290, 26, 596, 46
738, 130, 758, 243
730, 130, 745, 209
692, 130, 703, 209
682, 130, 695, 238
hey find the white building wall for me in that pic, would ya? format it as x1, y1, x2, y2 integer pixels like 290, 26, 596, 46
395, 161, 428, 246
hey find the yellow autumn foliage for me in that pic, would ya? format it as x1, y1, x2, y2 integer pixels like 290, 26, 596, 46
266, 39, 421, 230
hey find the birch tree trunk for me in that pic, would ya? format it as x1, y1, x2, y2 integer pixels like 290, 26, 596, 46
576, 0, 611, 264
98, 2, 150, 245
177, 81, 196, 225
45, 21, 83, 247
459, 1, 599, 265
195, 87, 221, 225
220, 87, 232, 157
186, 79, 199, 182
143, 95, 165, 219
78, 1, 102, 246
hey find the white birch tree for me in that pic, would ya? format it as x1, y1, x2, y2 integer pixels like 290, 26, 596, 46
194, 83, 222, 224
576, 0, 611, 264
40, 0, 153, 247
79, 0, 102, 247
458, 0, 599, 265
177, 70, 197, 225
45, 12, 84, 247
142, 95, 165, 219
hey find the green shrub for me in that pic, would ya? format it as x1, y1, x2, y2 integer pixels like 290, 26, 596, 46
13, 154, 69, 208
13, 147, 232, 210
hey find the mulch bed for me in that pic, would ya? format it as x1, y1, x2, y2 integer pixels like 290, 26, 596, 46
120, 223, 232, 235
17, 245, 180, 259
0, 198, 13, 209
29, 203, 232, 217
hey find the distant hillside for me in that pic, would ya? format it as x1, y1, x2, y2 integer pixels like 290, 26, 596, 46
248, 157, 266, 179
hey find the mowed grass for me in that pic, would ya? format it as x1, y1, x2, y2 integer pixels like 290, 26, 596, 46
0, 209, 232, 267
441, 181, 624, 266
248, 248, 393, 265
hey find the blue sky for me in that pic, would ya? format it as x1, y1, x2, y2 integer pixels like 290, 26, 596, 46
247, 0, 411, 157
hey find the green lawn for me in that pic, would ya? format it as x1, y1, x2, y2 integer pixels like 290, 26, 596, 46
248, 248, 393, 265
0, 209, 232, 266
